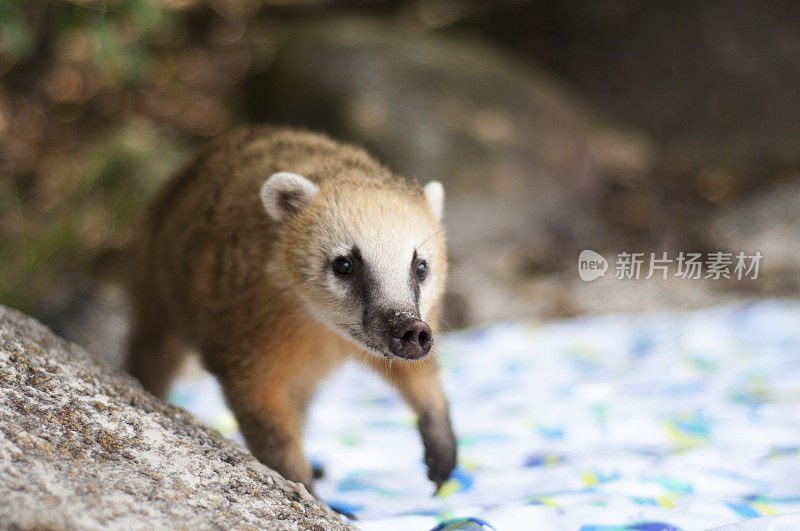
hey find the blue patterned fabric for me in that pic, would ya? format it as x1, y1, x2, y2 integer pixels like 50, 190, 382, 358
168, 301, 800, 530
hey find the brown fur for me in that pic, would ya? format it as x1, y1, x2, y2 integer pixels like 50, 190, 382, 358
124, 126, 456, 491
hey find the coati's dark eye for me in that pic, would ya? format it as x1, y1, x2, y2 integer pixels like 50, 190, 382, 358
415, 260, 428, 281
333, 257, 353, 275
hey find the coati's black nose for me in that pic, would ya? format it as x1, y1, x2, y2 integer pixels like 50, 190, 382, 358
390, 319, 433, 360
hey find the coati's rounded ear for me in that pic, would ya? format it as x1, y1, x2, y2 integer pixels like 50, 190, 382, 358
260, 172, 320, 223
423, 180, 445, 222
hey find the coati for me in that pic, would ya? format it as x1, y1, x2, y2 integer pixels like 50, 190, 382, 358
124, 126, 456, 492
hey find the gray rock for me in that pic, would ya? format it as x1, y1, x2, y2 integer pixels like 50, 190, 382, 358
0, 305, 351, 530
455, 1, 800, 181
710, 177, 800, 294
43, 283, 129, 370
711, 177, 800, 270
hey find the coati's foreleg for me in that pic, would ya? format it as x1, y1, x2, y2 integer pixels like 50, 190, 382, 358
368, 357, 457, 490
218, 352, 334, 491
225, 380, 315, 489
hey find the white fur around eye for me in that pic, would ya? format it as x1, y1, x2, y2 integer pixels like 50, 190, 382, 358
330, 244, 353, 259
326, 275, 349, 299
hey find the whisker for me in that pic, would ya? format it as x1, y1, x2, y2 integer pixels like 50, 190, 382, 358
416, 227, 445, 250
442, 281, 470, 297
438, 317, 455, 330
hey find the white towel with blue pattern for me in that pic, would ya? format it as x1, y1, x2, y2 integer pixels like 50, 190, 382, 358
168, 301, 800, 530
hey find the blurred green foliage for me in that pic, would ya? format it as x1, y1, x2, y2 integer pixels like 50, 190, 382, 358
0, 0, 242, 312
0, 1, 35, 60
0, 121, 186, 311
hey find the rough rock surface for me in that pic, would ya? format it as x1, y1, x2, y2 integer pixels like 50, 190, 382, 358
0, 305, 351, 530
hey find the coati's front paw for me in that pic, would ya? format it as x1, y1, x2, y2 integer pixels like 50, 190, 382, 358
419, 409, 457, 491
425, 437, 456, 491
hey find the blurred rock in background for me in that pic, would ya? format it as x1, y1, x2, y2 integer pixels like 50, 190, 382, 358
711, 176, 800, 296
453, 0, 800, 181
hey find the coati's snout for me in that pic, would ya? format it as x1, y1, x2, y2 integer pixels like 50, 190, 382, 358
364, 308, 435, 360
390, 317, 433, 360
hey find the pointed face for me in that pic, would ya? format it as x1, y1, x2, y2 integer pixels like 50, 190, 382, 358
261, 173, 447, 360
